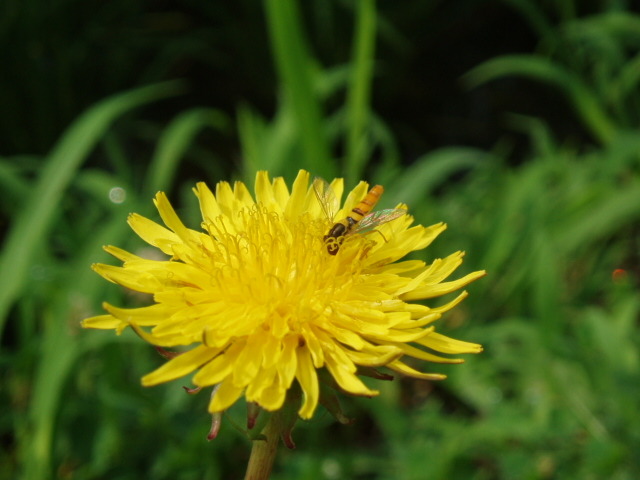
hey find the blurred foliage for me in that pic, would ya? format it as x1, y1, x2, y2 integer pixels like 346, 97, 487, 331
2, 0, 640, 479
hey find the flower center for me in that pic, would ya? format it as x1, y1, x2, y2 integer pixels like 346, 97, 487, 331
201, 204, 366, 338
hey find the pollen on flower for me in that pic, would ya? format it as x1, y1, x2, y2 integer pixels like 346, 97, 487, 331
83, 170, 486, 420
201, 205, 329, 319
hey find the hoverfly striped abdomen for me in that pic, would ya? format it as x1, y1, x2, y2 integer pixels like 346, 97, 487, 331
314, 179, 405, 255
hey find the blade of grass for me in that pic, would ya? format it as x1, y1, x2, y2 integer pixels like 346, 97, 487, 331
20, 214, 131, 480
101, 131, 135, 182
0, 81, 183, 340
237, 101, 297, 182
0, 156, 34, 205
369, 113, 401, 182
144, 107, 229, 196
613, 53, 640, 102
344, 0, 377, 185
555, 181, 640, 255
237, 105, 268, 181
74, 170, 133, 210
263, 0, 335, 178
463, 55, 616, 144
531, 224, 563, 340
383, 147, 487, 207
502, 0, 556, 41
569, 11, 640, 44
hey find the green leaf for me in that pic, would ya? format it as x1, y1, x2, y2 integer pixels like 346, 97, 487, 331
554, 181, 640, 254
145, 108, 229, 196
384, 147, 488, 207
22, 210, 132, 480
0, 81, 183, 338
263, 0, 334, 178
344, 0, 377, 185
463, 54, 616, 144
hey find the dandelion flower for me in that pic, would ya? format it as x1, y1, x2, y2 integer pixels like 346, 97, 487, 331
84, 170, 485, 419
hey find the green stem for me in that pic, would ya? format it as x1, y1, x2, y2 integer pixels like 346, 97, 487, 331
244, 412, 282, 480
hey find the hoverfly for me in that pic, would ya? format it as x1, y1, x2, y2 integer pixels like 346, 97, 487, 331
313, 177, 406, 255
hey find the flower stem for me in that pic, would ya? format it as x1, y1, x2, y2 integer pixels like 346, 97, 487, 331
244, 412, 281, 480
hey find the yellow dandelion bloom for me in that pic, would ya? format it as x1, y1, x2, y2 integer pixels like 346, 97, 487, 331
84, 170, 485, 419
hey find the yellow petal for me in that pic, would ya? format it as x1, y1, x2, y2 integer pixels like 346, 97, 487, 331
246, 366, 277, 402
233, 179, 255, 206
82, 314, 125, 330
272, 176, 290, 210
208, 380, 244, 413
127, 213, 180, 255
141, 344, 217, 386
365, 326, 434, 344
325, 353, 378, 397
153, 192, 193, 244
429, 291, 468, 314
392, 312, 441, 329
327, 324, 365, 350
215, 181, 238, 218
394, 252, 462, 295
102, 302, 170, 326
284, 170, 310, 219
382, 222, 447, 255
276, 335, 299, 388
403, 270, 487, 300
328, 178, 344, 210
415, 331, 483, 354
392, 342, 465, 364
193, 181, 223, 223
231, 334, 266, 387
387, 360, 447, 380
373, 259, 425, 275
127, 323, 190, 347
260, 332, 284, 369
301, 325, 325, 368
343, 344, 403, 367
92, 263, 162, 293
103, 245, 143, 263
192, 350, 233, 387
295, 345, 319, 419
257, 374, 286, 411
254, 171, 278, 209
341, 181, 368, 217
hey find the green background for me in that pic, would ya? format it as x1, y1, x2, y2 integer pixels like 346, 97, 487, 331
2, 1, 640, 478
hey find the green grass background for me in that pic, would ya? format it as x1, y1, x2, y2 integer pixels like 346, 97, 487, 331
2, 1, 640, 479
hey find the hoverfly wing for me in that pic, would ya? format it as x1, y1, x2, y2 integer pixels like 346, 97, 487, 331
352, 208, 407, 234
312, 177, 339, 221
